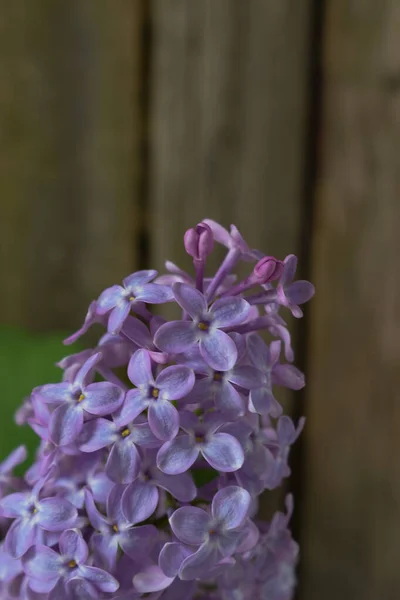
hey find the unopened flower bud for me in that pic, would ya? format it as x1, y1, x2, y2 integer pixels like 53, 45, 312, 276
253, 256, 283, 283
184, 223, 214, 261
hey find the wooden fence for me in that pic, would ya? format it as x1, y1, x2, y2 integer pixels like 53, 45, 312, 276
0, 2, 399, 598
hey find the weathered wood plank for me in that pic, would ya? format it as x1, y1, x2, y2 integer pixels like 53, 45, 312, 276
0, 0, 142, 332
301, 2, 400, 599
149, 0, 312, 268
149, 0, 313, 518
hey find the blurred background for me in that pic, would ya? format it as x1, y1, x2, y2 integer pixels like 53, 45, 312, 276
0, 1, 399, 599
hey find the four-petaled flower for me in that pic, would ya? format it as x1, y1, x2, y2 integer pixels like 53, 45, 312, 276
183, 350, 265, 417
85, 486, 158, 573
36, 352, 125, 446
161, 486, 251, 580
121, 448, 197, 519
97, 270, 174, 334
154, 283, 250, 371
79, 402, 160, 484
0, 473, 77, 558
157, 412, 244, 475
125, 349, 195, 441
276, 255, 315, 318
22, 528, 119, 599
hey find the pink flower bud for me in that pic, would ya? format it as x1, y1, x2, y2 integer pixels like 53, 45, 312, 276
184, 222, 214, 261
253, 256, 283, 283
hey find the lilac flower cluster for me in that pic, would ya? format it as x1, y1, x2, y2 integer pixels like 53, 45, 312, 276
0, 220, 314, 599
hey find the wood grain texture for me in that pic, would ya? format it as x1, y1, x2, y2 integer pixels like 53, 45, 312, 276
148, 5, 313, 505
0, 0, 142, 332
301, 2, 400, 599
149, 0, 312, 271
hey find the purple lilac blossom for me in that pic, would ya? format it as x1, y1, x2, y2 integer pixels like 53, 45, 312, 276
34, 352, 124, 446
97, 270, 174, 334
154, 283, 250, 371
22, 528, 119, 599
0, 219, 314, 599
156, 411, 244, 475
125, 349, 195, 441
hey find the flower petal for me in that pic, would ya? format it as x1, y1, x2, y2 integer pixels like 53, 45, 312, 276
217, 529, 245, 556
106, 483, 127, 525
97, 285, 124, 313
148, 401, 179, 441
66, 579, 99, 600
235, 520, 260, 554
152, 470, 196, 502
159, 542, 193, 578
200, 329, 237, 371
49, 404, 83, 446
89, 473, 114, 505
211, 486, 251, 529
179, 542, 220, 581
91, 532, 118, 573
121, 389, 147, 423
156, 365, 195, 400
105, 439, 141, 484
64, 301, 100, 345
249, 387, 282, 417
122, 480, 158, 525
108, 301, 131, 334
22, 544, 61, 581
273, 364, 305, 390
0, 445, 27, 475
59, 529, 88, 563
201, 433, 244, 472
247, 334, 271, 371
121, 316, 153, 347
79, 418, 117, 452
74, 352, 102, 388
0, 492, 30, 518
127, 349, 153, 387
6, 518, 36, 558
78, 565, 119, 593
135, 283, 174, 304
280, 255, 297, 287
123, 270, 158, 288
119, 524, 158, 560
277, 415, 305, 445
229, 365, 265, 389
154, 321, 198, 354
129, 422, 161, 448
133, 565, 174, 594
84, 489, 110, 532
272, 324, 294, 362
287, 280, 315, 304
211, 297, 250, 328
214, 383, 244, 417
83, 382, 124, 416
169, 506, 210, 546
172, 282, 207, 318
37, 498, 77, 532
157, 436, 198, 475
36, 382, 72, 405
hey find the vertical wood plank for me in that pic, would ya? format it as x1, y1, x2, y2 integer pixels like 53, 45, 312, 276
149, 0, 313, 270
149, 0, 313, 515
301, 2, 400, 599
0, 0, 142, 332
